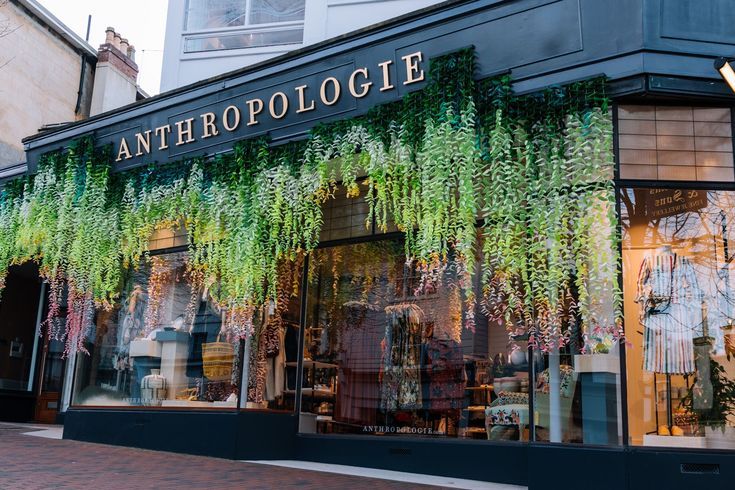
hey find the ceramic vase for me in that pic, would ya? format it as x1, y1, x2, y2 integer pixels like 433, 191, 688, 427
141, 369, 167, 406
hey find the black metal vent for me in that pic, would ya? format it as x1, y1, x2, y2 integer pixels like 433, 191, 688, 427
389, 447, 411, 455
680, 463, 720, 474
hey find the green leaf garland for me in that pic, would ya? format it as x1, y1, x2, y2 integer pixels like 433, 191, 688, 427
0, 49, 620, 355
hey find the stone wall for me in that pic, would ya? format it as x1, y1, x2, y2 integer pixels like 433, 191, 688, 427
0, 0, 94, 170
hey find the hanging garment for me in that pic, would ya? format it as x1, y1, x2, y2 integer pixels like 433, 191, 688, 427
264, 327, 286, 401
636, 250, 701, 374
336, 303, 381, 425
247, 330, 268, 404
424, 338, 465, 411
380, 304, 423, 411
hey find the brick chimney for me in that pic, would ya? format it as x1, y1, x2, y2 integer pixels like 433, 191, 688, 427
89, 27, 140, 116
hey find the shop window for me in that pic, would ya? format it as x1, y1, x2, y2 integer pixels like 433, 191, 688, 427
148, 227, 188, 251
72, 252, 240, 408
301, 240, 526, 440
320, 183, 373, 242
300, 227, 623, 443
183, 0, 305, 53
241, 259, 303, 410
0, 263, 43, 392
621, 187, 735, 449
618, 105, 734, 182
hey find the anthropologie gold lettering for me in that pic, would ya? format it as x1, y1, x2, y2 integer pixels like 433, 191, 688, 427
246, 98, 264, 126
378, 60, 394, 92
175, 118, 195, 146
222, 105, 241, 131
116, 137, 132, 161
112, 52, 428, 162
319, 77, 341, 106
154, 124, 171, 150
268, 92, 289, 119
295, 84, 315, 113
348, 68, 372, 98
401, 51, 425, 85
135, 130, 152, 156
200, 112, 219, 138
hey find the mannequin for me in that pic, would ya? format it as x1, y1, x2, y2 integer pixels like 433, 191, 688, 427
636, 245, 700, 375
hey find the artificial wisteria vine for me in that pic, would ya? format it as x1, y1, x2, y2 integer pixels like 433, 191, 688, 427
0, 48, 621, 355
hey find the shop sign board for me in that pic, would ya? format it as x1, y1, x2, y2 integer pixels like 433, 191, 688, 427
644, 189, 707, 219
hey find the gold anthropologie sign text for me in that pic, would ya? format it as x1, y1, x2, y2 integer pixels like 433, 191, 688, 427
116, 52, 426, 162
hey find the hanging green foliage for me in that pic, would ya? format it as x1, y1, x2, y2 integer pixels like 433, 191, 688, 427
0, 47, 620, 355
478, 80, 620, 352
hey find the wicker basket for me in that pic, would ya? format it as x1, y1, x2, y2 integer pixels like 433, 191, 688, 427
202, 341, 235, 381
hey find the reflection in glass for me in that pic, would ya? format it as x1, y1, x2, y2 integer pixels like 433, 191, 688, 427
301, 240, 525, 440
621, 188, 735, 449
184, 29, 304, 53
249, 0, 305, 24
73, 252, 239, 408
185, 0, 247, 30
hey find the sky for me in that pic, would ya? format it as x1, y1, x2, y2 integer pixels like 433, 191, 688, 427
40, 0, 169, 95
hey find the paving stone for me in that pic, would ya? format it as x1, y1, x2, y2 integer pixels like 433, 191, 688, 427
0, 429, 440, 489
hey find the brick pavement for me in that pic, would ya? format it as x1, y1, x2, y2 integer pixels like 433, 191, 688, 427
0, 426, 439, 490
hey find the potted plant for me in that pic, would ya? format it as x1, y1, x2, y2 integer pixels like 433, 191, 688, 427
574, 324, 620, 374
680, 357, 735, 447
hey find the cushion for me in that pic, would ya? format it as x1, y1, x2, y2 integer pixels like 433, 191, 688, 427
485, 405, 529, 426
489, 391, 528, 407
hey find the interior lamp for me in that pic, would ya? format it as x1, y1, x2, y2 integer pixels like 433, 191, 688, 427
715, 57, 735, 93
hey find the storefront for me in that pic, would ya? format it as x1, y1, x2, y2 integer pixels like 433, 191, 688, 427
2, 1, 735, 488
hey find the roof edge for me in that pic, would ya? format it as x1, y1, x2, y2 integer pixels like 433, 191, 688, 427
15, 0, 97, 58
22, 0, 479, 145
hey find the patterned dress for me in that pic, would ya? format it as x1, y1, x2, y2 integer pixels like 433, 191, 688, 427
636, 250, 701, 374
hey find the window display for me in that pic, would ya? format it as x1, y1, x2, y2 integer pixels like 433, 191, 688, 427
0, 263, 43, 391
300, 240, 526, 440
241, 259, 302, 410
622, 188, 735, 449
73, 252, 240, 408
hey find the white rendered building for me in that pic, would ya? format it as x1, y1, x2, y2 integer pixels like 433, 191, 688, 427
160, 0, 443, 91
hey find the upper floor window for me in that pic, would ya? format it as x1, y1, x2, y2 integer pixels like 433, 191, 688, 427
184, 0, 306, 53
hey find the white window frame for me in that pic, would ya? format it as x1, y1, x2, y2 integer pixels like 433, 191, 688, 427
182, 0, 306, 54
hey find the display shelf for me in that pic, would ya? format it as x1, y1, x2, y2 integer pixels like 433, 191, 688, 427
642, 434, 707, 448
286, 360, 338, 369
465, 384, 493, 391
160, 400, 237, 408
284, 388, 334, 397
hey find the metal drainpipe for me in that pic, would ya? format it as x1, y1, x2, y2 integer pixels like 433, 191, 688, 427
74, 53, 88, 115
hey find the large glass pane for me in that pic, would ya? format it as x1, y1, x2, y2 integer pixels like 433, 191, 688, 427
0, 263, 43, 391
183, 28, 303, 53
300, 240, 523, 440
185, 0, 247, 31
622, 187, 735, 449
249, 0, 305, 24
73, 252, 240, 408
241, 260, 302, 411
532, 194, 623, 445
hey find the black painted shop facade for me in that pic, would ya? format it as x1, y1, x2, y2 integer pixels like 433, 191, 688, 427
4, 1, 735, 489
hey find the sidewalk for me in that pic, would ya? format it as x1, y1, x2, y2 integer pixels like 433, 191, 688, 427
0, 423, 524, 490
